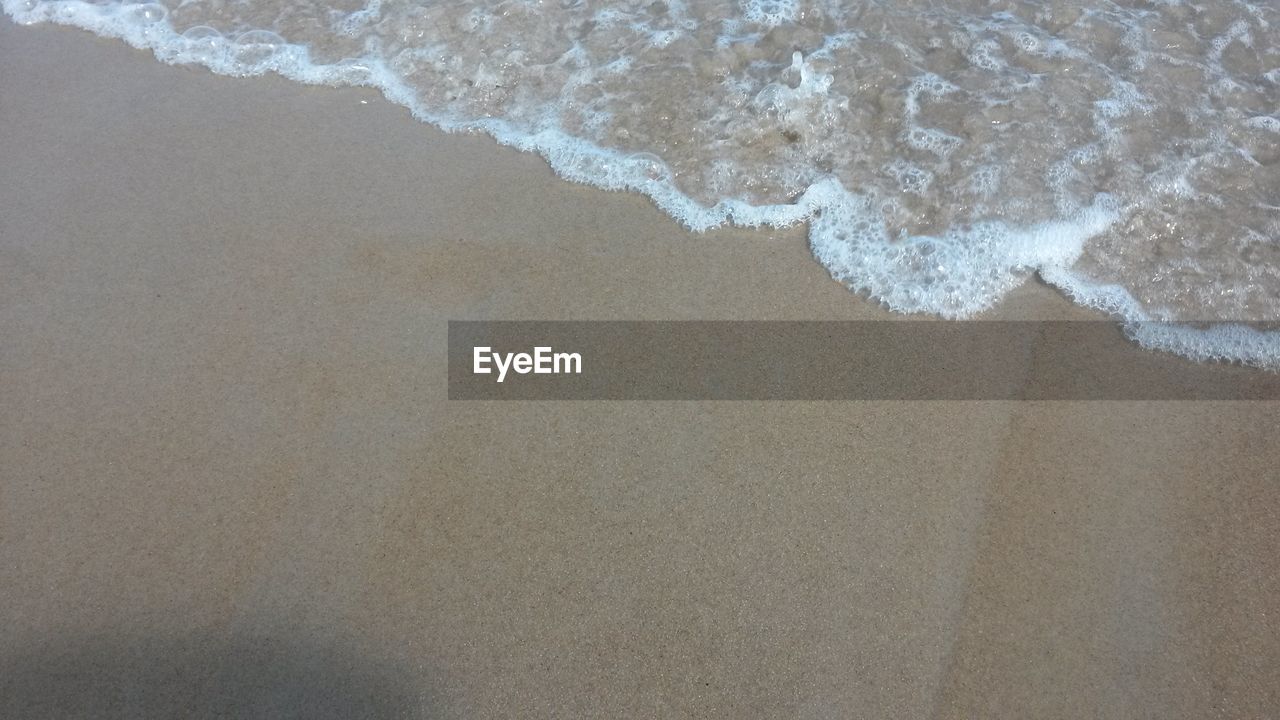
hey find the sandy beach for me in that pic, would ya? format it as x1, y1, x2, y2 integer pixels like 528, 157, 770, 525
2, 18, 1278, 718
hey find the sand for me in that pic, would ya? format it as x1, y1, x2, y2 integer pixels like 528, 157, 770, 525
1, 18, 1278, 719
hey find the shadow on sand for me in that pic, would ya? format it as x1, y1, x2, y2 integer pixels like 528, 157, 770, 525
1, 627, 434, 719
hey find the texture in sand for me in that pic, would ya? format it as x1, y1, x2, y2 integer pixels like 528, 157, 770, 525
1, 20, 1278, 718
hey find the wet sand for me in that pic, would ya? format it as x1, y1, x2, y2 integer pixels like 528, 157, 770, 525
2, 19, 1277, 718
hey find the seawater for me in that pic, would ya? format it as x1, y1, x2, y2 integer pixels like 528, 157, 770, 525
5, 0, 1279, 366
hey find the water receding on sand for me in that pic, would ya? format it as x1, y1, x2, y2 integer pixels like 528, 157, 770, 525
4, 0, 1279, 365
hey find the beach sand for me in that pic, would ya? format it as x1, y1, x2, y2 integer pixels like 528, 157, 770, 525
2, 19, 1278, 718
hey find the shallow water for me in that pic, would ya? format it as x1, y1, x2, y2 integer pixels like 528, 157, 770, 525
4, 0, 1279, 364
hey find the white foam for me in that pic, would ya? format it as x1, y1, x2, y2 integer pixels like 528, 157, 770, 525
1245, 116, 1280, 133
902, 126, 963, 159
882, 160, 934, 197
6, 0, 1280, 369
811, 192, 1119, 318
740, 0, 798, 28
1042, 267, 1280, 370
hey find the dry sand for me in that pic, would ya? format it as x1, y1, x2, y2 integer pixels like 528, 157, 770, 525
2, 19, 1278, 718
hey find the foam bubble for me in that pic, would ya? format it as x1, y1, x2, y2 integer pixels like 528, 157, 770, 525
125, 3, 165, 23
234, 29, 285, 46
740, 0, 797, 28
1246, 116, 1280, 133
902, 126, 963, 159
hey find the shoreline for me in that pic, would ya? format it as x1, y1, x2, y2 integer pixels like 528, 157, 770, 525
8, 3, 1279, 372
3, 19, 1278, 718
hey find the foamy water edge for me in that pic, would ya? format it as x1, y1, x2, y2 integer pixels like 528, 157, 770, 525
6, 0, 1280, 370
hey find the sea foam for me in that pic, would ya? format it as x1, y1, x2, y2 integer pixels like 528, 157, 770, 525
4, 0, 1279, 367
